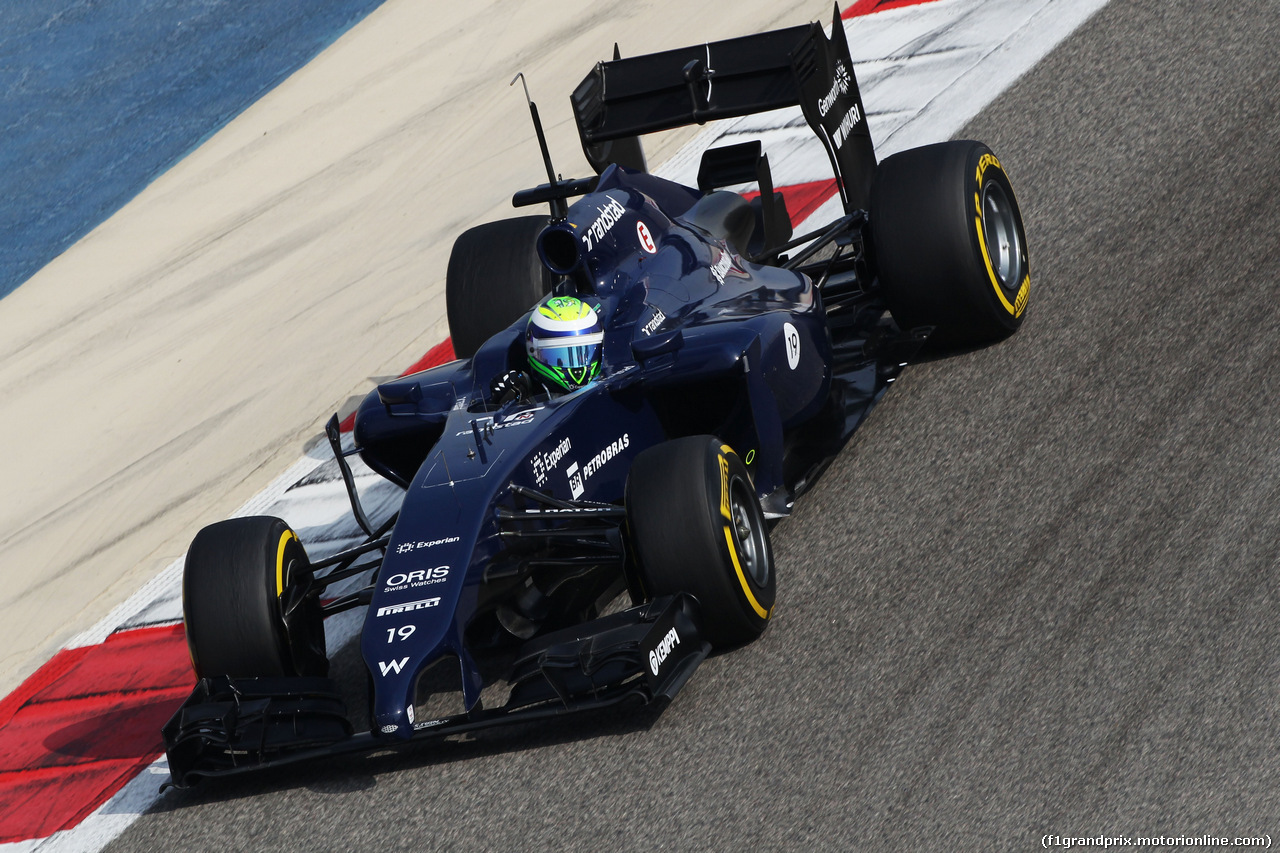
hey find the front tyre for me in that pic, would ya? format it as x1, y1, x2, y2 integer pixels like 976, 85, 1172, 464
183, 516, 327, 678
870, 140, 1031, 345
625, 436, 775, 648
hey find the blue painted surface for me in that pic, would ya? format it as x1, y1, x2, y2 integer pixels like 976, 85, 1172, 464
0, 0, 387, 300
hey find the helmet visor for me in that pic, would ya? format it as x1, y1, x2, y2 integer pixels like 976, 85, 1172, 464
535, 341, 601, 370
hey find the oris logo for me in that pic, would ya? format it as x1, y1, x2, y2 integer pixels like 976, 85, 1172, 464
648, 626, 681, 676
383, 566, 450, 592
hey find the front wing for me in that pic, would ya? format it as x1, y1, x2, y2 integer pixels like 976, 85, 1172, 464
162, 594, 707, 787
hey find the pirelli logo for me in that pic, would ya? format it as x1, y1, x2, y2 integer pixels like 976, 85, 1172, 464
376, 597, 441, 617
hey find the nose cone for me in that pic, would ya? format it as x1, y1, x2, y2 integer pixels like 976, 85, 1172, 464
374, 696, 416, 740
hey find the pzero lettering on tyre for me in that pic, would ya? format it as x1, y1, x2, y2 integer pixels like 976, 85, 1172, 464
626, 436, 776, 647
870, 140, 1031, 345
974, 152, 1030, 319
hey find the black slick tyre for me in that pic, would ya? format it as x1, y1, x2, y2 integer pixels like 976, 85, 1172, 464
183, 516, 327, 678
870, 140, 1031, 346
446, 215, 557, 359
625, 436, 775, 647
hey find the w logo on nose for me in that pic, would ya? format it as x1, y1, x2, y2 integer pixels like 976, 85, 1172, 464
379, 657, 409, 676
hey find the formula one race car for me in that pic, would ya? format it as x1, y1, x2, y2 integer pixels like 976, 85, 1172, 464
163, 8, 1030, 785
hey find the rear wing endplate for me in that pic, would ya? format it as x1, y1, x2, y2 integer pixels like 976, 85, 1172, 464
571, 5, 876, 211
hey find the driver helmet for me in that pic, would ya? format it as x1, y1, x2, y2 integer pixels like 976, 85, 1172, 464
526, 295, 603, 391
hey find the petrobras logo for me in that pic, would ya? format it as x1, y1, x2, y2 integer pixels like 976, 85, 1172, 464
567, 461, 584, 499
395, 536, 460, 555
376, 596, 442, 617
531, 436, 571, 487
382, 565, 450, 592
649, 626, 681, 676
582, 196, 627, 252
819, 61, 852, 118
584, 433, 629, 479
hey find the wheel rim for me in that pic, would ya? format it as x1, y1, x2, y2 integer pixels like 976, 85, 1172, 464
728, 478, 770, 588
981, 181, 1023, 288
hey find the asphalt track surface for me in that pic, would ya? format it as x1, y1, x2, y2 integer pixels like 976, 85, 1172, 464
111, 0, 1280, 849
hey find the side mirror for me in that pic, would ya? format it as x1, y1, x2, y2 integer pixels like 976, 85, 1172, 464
631, 328, 683, 362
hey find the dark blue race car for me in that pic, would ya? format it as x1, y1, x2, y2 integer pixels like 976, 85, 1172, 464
163, 9, 1031, 786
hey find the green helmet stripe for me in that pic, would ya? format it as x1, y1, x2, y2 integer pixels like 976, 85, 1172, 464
528, 357, 568, 389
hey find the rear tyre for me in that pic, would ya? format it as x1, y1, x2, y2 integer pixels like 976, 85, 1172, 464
183, 516, 327, 678
625, 436, 775, 647
870, 140, 1031, 346
446, 215, 557, 359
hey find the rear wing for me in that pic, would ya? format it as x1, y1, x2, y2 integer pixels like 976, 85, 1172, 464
570, 5, 876, 212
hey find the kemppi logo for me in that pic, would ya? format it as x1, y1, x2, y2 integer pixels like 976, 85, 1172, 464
648, 626, 681, 676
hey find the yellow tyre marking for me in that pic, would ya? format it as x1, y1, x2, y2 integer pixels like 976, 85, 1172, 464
974, 160, 1030, 320
976, 152, 1001, 183
1013, 274, 1030, 315
718, 444, 734, 521
715, 442, 768, 620
724, 525, 769, 619
976, 215, 1020, 317
276, 529, 298, 597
